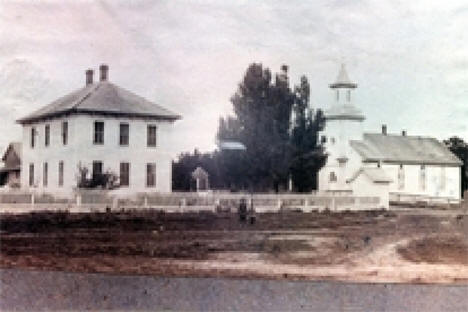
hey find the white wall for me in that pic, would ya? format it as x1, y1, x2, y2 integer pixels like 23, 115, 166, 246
21, 114, 176, 195
319, 118, 364, 191
369, 163, 461, 199
351, 174, 390, 209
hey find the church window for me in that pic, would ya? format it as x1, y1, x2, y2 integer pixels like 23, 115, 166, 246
329, 171, 337, 183
440, 166, 446, 191
419, 165, 426, 191
398, 164, 405, 190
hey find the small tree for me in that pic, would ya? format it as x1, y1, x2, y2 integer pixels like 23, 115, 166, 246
444, 136, 468, 197
76, 163, 119, 189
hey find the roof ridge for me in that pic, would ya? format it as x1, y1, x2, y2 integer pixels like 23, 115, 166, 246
70, 83, 101, 110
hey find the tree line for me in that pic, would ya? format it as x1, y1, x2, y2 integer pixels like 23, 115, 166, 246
173, 63, 326, 192
173, 62, 468, 196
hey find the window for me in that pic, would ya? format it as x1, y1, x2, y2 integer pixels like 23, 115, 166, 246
347, 90, 351, 102
120, 162, 130, 186
336, 90, 339, 101
94, 121, 104, 144
120, 123, 129, 146
43, 162, 48, 187
30, 127, 36, 148
45, 125, 50, 146
146, 163, 156, 187
147, 125, 157, 147
62, 122, 68, 145
398, 164, 405, 190
29, 163, 34, 186
420, 165, 426, 191
329, 171, 337, 183
92, 161, 103, 180
58, 161, 64, 187
440, 166, 446, 191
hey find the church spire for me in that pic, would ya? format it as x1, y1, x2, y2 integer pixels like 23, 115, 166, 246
329, 64, 357, 89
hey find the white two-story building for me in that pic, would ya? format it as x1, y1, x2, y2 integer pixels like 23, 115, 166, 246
319, 65, 462, 206
17, 64, 181, 195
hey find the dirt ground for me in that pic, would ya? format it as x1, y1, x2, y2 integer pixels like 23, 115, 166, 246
1, 208, 467, 284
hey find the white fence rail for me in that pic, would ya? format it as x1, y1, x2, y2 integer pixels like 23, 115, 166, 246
389, 192, 461, 207
0, 190, 384, 214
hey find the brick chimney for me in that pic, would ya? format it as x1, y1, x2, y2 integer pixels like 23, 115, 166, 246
85, 69, 94, 85
99, 64, 109, 82
382, 124, 387, 135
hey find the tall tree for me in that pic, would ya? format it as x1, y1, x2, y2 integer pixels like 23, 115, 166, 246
219, 63, 295, 191
290, 76, 327, 192
444, 136, 468, 197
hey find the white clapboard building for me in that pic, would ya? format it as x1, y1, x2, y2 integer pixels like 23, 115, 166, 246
319, 65, 462, 206
17, 65, 180, 195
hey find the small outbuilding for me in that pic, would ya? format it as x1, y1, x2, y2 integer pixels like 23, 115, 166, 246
0, 142, 22, 188
191, 166, 209, 191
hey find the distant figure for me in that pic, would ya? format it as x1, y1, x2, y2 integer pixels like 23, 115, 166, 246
238, 198, 247, 222
248, 199, 256, 224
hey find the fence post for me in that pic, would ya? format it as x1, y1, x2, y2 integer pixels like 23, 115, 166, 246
76, 194, 81, 208
181, 198, 187, 213
277, 198, 282, 211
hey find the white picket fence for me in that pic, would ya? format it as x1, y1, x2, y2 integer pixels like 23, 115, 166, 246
389, 192, 461, 207
0, 190, 384, 214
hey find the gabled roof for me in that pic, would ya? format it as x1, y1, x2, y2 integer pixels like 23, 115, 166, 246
348, 167, 392, 184
1, 142, 22, 162
192, 166, 209, 179
350, 133, 462, 166
330, 64, 357, 89
17, 81, 181, 124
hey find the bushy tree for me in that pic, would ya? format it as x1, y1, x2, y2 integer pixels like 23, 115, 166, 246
290, 76, 327, 192
76, 163, 119, 189
172, 149, 222, 191
219, 63, 294, 192
444, 136, 468, 196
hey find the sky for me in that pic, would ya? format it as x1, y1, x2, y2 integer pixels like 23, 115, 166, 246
0, 0, 467, 157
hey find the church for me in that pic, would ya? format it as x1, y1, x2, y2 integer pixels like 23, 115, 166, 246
318, 65, 462, 207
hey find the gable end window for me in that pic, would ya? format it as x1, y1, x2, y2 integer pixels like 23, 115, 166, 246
398, 164, 405, 190
94, 121, 104, 144
147, 125, 157, 147
120, 123, 129, 146
45, 125, 50, 146
419, 165, 426, 191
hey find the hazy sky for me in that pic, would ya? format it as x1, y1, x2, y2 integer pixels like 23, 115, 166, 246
0, 0, 467, 157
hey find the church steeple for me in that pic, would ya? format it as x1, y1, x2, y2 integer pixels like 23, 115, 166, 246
325, 64, 364, 121
329, 64, 357, 89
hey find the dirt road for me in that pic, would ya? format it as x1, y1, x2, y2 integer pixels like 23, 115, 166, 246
1, 209, 467, 283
